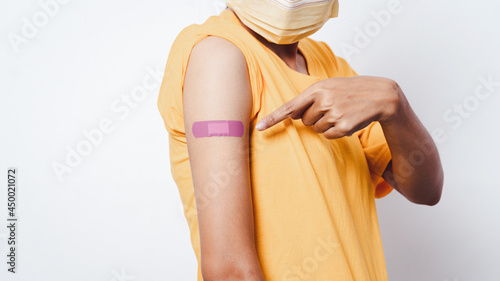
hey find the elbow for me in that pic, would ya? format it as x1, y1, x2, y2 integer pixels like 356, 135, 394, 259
426, 168, 444, 206
411, 176, 444, 206
201, 261, 262, 281
422, 192, 441, 206
404, 165, 444, 206
426, 183, 443, 206
408, 191, 441, 206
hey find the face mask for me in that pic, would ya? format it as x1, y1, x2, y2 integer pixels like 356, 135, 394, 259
226, 0, 339, 45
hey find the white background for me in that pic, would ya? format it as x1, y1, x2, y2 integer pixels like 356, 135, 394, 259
0, 0, 499, 280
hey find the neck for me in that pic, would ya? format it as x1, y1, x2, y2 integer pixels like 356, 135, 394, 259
227, 7, 304, 72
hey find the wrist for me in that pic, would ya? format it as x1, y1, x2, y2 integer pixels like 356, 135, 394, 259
379, 81, 409, 127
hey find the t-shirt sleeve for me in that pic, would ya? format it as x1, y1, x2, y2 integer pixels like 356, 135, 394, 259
157, 26, 263, 140
354, 121, 393, 198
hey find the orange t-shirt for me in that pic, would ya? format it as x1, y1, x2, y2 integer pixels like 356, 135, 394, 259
157, 8, 393, 281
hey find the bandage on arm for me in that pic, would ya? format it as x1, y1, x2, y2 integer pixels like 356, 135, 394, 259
182, 36, 264, 280
192, 120, 244, 138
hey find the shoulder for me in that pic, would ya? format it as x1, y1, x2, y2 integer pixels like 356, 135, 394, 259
188, 36, 247, 79
167, 11, 251, 71
170, 10, 245, 52
192, 36, 245, 60
185, 35, 250, 99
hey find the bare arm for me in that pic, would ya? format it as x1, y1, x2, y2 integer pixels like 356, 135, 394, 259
380, 90, 444, 206
183, 36, 265, 281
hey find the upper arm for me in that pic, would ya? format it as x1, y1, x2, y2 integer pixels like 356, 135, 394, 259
183, 36, 263, 280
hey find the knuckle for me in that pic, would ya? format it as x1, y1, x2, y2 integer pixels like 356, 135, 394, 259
282, 103, 294, 116
323, 130, 336, 139
318, 96, 333, 110
266, 115, 275, 125
326, 111, 342, 122
335, 123, 351, 135
313, 123, 323, 133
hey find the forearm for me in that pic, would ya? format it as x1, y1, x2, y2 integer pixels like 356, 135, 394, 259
379, 90, 444, 205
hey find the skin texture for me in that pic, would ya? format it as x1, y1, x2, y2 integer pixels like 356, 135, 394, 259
183, 36, 265, 280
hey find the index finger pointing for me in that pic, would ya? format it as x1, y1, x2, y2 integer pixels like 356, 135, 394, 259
255, 89, 316, 131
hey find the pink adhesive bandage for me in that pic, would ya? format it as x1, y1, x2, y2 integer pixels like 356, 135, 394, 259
192, 120, 244, 138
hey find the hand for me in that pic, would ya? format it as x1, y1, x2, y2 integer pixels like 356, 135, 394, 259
255, 76, 404, 139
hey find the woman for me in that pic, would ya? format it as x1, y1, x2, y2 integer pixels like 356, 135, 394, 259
157, 0, 443, 280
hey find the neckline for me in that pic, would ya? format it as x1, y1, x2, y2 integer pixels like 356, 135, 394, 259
223, 9, 321, 80
264, 40, 319, 79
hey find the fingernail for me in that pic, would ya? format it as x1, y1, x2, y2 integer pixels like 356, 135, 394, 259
255, 122, 265, 131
